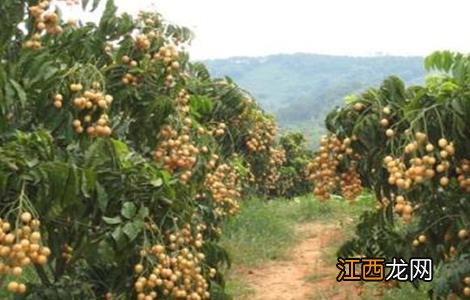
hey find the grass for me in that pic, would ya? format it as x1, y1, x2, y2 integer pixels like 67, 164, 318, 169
221, 193, 374, 266
221, 193, 430, 300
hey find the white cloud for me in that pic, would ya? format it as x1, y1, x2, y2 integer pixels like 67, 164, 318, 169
73, 0, 470, 60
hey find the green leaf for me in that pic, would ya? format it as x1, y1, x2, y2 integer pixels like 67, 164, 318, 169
103, 216, 122, 225
121, 202, 137, 219
81, 168, 96, 198
137, 206, 149, 219
96, 239, 115, 263
91, 0, 102, 11
9, 79, 26, 105
344, 94, 358, 104
150, 178, 163, 187
96, 183, 109, 212
122, 220, 143, 241
111, 226, 125, 245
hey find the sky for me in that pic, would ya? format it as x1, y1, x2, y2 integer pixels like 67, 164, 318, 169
74, 0, 470, 60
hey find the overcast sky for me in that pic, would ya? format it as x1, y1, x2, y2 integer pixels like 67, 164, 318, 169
79, 0, 470, 60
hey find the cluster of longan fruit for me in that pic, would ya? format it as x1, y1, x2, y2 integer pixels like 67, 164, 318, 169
262, 148, 286, 191
61, 243, 73, 262
153, 45, 180, 71
153, 124, 199, 183
393, 195, 414, 222
25, 1, 59, 49
209, 123, 226, 137
132, 224, 212, 300
457, 159, 470, 192
384, 135, 456, 189
245, 118, 276, 152
56, 82, 113, 137
308, 135, 358, 200
121, 55, 139, 68
204, 163, 241, 216
135, 34, 151, 51
122, 73, 140, 86
175, 90, 191, 115
412, 233, 428, 247
0, 212, 51, 295
339, 165, 363, 202
29, 2, 63, 35
462, 276, 470, 297
151, 45, 181, 88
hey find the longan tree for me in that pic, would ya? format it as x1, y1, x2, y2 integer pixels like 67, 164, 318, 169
310, 51, 470, 298
0, 0, 305, 298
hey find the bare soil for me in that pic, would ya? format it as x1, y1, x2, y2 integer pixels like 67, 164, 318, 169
239, 222, 360, 300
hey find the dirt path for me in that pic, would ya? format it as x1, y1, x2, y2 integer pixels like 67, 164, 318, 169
240, 222, 360, 300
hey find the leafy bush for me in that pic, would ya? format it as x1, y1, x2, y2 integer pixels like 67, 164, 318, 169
0, 0, 310, 298
311, 51, 470, 298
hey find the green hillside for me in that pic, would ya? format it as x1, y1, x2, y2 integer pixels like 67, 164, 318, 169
205, 53, 425, 145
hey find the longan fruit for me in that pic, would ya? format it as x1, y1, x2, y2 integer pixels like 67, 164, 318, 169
425, 144, 434, 152
438, 138, 448, 148
20, 212, 32, 223
12, 266, 22, 276
458, 229, 469, 240
17, 284, 26, 294
440, 177, 449, 186
418, 235, 427, 243
53, 101, 62, 108
30, 232, 41, 243
7, 281, 19, 293
134, 264, 144, 273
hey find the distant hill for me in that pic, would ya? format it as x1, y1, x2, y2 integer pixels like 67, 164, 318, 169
204, 53, 426, 145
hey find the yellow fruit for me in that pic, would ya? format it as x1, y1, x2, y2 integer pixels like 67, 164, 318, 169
440, 177, 449, 186
353, 102, 364, 111
415, 132, 427, 142
17, 284, 26, 294
403, 205, 413, 214
134, 264, 144, 273
383, 106, 391, 114
458, 229, 469, 240
36, 22, 46, 30
464, 287, 470, 297
380, 119, 389, 127
412, 239, 419, 247
463, 276, 470, 285
36, 254, 47, 265
70, 83, 83, 92
53, 100, 62, 108
12, 266, 22, 276
385, 129, 394, 138
4, 233, 15, 244
7, 281, 18, 293
440, 150, 448, 159
40, 247, 51, 256
394, 203, 404, 213
20, 212, 32, 223
438, 138, 448, 148
425, 144, 434, 152
418, 235, 427, 243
